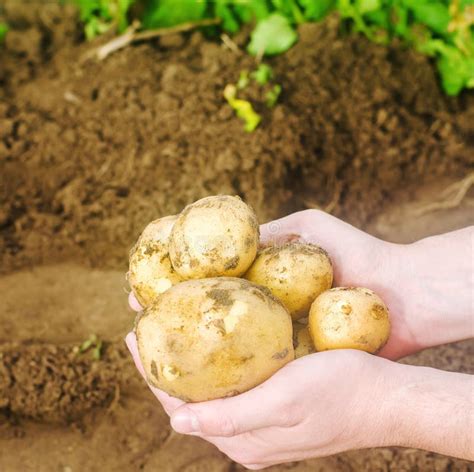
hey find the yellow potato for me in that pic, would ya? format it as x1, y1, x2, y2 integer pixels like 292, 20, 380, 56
136, 277, 294, 402
245, 242, 333, 320
293, 322, 316, 359
128, 215, 182, 308
169, 195, 259, 279
308, 287, 390, 353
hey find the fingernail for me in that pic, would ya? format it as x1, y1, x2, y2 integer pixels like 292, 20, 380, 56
171, 410, 200, 434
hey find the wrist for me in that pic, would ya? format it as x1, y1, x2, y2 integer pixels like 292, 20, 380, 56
399, 229, 473, 349
381, 362, 473, 459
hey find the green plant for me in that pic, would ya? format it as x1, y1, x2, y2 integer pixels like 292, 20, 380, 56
0, 22, 8, 43
225, 64, 282, 129
265, 84, 282, 107
74, 0, 134, 39
224, 84, 262, 132
337, 0, 474, 95
251, 63, 274, 84
72, 0, 473, 96
75, 333, 103, 359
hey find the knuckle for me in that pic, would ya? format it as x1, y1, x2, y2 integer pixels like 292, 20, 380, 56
276, 397, 299, 426
217, 414, 238, 437
302, 208, 322, 220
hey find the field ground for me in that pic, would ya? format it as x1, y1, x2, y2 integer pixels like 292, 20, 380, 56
0, 3, 473, 471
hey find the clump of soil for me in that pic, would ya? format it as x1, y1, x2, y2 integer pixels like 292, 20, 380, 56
0, 341, 127, 423
0, 5, 472, 274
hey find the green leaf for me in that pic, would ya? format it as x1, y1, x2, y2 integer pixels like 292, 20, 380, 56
251, 63, 274, 84
116, 0, 134, 32
271, 0, 304, 23
391, 4, 409, 37
233, 4, 253, 23
410, 2, 450, 35
143, 0, 207, 29
248, 13, 298, 56
365, 8, 390, 29
0, 23, 8, 43
92, 340, 103, 360
215, 1, 240, 33
298, 0, 335, 21
437, 49, 474, 95
234, 0, 271, 22
356, 0, 381, 14
265, 84, 282, 107
79, 334, 98, 353
237, 70, 250, 89
84, 15, 111, 39
224, 84, 261, 132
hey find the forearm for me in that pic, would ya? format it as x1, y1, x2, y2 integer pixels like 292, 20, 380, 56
382, 363, 474, 460
396, 227, 473, 349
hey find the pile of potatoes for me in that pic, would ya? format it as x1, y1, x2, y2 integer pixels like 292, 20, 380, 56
129, 196, 390, 402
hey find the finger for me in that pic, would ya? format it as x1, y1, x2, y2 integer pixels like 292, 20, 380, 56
125, 332, 185, 414
128, 291, 143, 311
262, 210, 386, 287
125, 331, 146, 378
169, 367, 298, 437
259, 212, 308, 246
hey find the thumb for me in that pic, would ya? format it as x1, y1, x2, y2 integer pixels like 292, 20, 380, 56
170, 376, 294, 437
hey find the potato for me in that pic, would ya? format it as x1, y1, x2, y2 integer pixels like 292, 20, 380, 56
244, 242, 333, 321
308, 287, 390, 353
293, 322, 316, 359
136, 277, 294, 402
128, 215, 182, 308
169, 195, 259, 279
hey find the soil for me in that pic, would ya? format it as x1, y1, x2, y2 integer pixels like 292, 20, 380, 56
1, 3, 473, 275
0, 2, 473, 471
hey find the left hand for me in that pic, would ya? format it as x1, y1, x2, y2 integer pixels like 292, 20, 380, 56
125, 331, 399, 470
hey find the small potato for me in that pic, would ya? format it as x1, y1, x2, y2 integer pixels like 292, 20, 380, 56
136, 277, 294, 402
169, 195, 259, 279
309, 287, 390, 353
245, 242, 333, 320
293, 323, 316, 359
128, 215, 182, 308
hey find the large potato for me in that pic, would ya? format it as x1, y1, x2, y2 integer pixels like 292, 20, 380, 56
309, 287, 390, 353
245, 242, 333, 320
136, 277, 294, 401
169, 195, 259, 279
128, 215, 182, 308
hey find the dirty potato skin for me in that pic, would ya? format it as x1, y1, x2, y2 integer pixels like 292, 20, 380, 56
169, 195, 259, 279
309, 287, 390, 353
136, 277, 294, 402
293, 322, 316, 359
245, 242, 333, 321
128, 215, 182, 308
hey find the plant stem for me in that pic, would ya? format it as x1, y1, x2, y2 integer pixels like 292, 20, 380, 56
95, 18, 221, 60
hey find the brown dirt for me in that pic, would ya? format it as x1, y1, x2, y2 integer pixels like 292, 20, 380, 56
0, 342, 127, 423
1, 3, 473, 275
0, 2, 473, 471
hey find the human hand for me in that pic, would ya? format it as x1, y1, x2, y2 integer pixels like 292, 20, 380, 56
258, 210, 473, 359
257, 210, 418, 359
125, 331, 400, 469
125, 210, 474, 468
